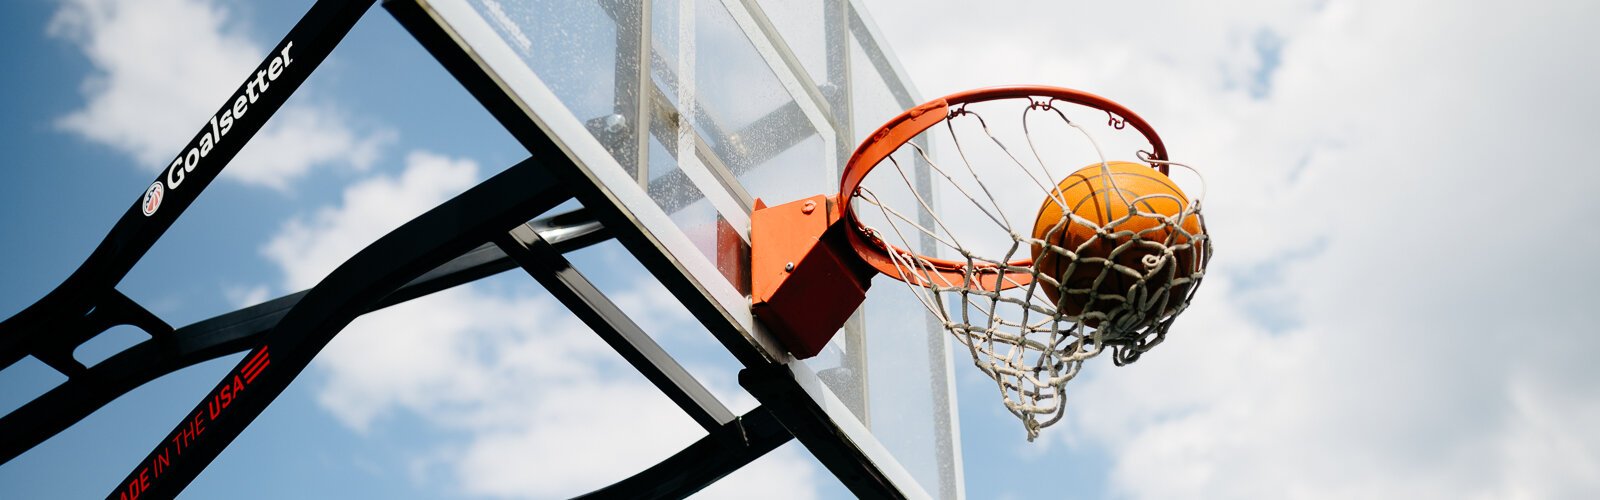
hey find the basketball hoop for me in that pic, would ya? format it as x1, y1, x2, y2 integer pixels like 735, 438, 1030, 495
751, 85, 1211, 439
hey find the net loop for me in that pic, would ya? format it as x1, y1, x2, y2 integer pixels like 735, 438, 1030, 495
1105, 111, 1127, 129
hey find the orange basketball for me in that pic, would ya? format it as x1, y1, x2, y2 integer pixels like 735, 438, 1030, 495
1031, 161, 1204, 323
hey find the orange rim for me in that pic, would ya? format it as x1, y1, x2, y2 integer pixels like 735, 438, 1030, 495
838, 85, 1170, 292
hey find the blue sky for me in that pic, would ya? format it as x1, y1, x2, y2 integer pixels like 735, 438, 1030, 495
5, 0, 1600, 499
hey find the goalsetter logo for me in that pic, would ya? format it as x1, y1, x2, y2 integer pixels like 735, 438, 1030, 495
143, 42, 296, 216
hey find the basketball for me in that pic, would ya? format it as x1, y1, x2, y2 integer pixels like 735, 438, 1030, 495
1030, 161, 1204, 324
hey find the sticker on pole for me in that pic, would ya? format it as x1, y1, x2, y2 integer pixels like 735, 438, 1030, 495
142, 181, 164, 216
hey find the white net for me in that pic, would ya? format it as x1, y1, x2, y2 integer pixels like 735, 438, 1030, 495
849, 96, 1211, 440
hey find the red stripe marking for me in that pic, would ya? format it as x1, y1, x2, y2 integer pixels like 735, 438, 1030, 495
243, 359, 270, 383
241, 347, 270, 380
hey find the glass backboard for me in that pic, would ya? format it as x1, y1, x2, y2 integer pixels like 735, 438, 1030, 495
387, 0, 961, 497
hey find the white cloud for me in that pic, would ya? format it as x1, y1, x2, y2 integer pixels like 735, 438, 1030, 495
227, 105, 395, 190
49, 0, 392, 190
224, 284, 271, 308
695, 444, 820, 500
863, 0, 1600, 497
313, 277, 818, 499
314, 283, 820, 498
262, 155, 820, 498
263, 151, 480, 290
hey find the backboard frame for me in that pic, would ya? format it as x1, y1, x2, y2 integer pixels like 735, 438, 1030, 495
385, 0, 961, 497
